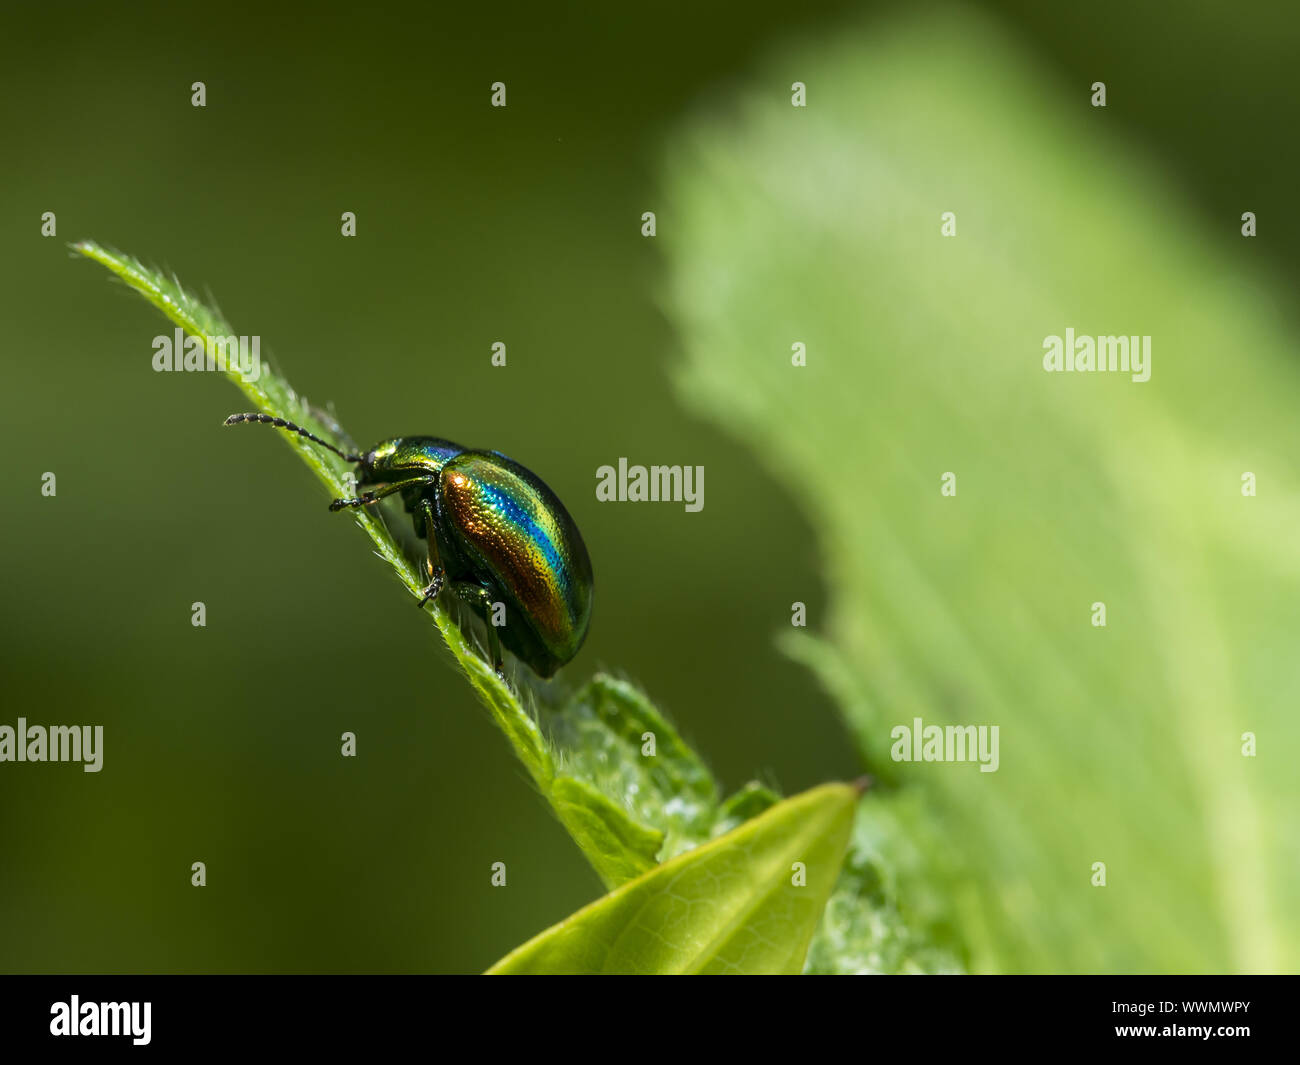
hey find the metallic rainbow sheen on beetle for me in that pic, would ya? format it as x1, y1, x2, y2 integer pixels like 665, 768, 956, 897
224, 414, 593, 678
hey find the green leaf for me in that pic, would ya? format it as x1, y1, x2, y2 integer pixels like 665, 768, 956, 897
75, 240, 819, 936
73, 242, 735, 893
548, 777, 664, 885
660, 9, 1300, 973
552, 674, 719, 861
487, 782, 859, 974
711, 781, 781, 838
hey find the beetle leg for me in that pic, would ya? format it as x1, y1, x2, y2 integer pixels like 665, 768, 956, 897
328, 479, 420, 512
449, 581, 505, 679
416, 497, 445, 608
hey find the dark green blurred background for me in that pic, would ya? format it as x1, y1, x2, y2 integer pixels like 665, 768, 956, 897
2, 2, 1296, 972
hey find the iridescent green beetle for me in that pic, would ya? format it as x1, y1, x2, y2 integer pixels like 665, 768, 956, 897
225, 413, 593, 679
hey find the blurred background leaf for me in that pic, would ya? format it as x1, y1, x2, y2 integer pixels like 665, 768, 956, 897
661, 7, 1300, 973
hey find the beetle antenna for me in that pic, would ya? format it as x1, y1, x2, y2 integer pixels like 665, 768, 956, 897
223, 412, 362, 463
